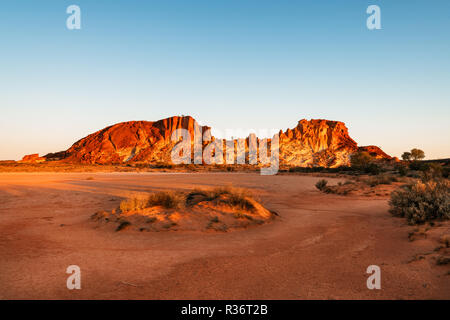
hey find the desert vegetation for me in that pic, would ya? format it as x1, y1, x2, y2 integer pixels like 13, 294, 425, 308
389, 179, 449, 225
350, 151, 381, 175
388, 150, 449, 225
0, 161, 262, 173
315, 179, 329, 191
402, 148, 425, 161
119, 187, 255, 212
314, 174, 403, 196
92, 186, 275, 232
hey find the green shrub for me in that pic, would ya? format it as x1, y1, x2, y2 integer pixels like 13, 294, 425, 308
401, 152, 412, 161
350, 151, 382, 174
422, 163, 443, 179
389, 179, 450, 224
410, 148, 425, 161
365, 162, 381, 175
396, 164, 408, 176
350, 151, 373, 169
409, 160, 428, 171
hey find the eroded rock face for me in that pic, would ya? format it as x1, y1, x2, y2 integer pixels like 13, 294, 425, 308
55, 116, 208, 164
278, 119, 359, 167
358, 145, 392, 160
41, 116, 390, 167
20, 153, 45, 163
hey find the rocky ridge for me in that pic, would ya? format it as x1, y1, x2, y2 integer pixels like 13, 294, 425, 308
21, 116, 391, 167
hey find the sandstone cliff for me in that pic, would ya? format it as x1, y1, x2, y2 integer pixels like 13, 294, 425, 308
278, 119, 359, 167
358, 145, 392, 160
38, 116, 390, 167
20, 153, 46, 163
57, 116, 205, 164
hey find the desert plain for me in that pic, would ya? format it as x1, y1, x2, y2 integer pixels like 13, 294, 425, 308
0, 171, 448, 299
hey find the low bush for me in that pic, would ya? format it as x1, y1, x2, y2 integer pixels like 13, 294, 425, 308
350, 151, 384, 175
395, 164, 408, 176
364, 162, 381, 175
389, 179, 450, 224
409, 161, 428, 171
315, 179, 328, 191
350, 151, 372, 169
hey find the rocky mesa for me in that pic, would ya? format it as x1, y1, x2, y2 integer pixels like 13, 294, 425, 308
24, 116, 390, 167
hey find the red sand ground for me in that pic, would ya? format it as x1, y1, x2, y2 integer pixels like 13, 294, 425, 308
0, 172, 448, 299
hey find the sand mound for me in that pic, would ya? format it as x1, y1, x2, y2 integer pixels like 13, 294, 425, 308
91, 187, 276, 232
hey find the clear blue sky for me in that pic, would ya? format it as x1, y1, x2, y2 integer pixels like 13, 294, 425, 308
1, 0, 449, 160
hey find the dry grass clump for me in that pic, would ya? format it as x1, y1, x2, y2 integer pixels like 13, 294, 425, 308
148, 191, 185, 209
187, 186, 255, 211
211, 186, 255, 211
119, 186, 256, 213
96, 186, 273, 233
119, 191, 185, 212
389, 179, 450, 225
119, 195, 151, 212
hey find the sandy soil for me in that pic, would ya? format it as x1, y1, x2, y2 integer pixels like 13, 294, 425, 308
0, 172, 448, 299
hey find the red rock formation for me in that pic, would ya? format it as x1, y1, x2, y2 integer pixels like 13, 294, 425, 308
358, 145, 392, 160
20, 154, 45, 163
38, 116, 390, 167
278, 119, 359, 167
53, 116, 208, 164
